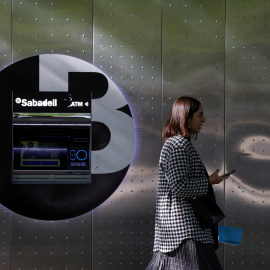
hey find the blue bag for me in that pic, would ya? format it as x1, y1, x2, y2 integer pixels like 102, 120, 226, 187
218, 225, 243, 246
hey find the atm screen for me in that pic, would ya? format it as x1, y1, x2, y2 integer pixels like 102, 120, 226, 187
20, 140, 61, 167
12, 113, 91, 184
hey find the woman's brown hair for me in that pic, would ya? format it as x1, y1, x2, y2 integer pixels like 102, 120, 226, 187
162, 96, 201, 140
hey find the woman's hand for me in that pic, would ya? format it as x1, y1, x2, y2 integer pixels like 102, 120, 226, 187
209, 169, 230, 185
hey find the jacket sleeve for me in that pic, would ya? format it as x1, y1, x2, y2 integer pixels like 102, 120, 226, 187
165, 145, 209, 198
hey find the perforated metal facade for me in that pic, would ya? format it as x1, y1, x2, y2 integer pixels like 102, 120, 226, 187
0, 0, 270, 269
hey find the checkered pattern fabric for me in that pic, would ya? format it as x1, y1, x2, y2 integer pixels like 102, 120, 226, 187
153, 135, 214, 253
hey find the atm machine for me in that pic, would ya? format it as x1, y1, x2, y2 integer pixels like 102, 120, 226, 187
12, 92, 91, 184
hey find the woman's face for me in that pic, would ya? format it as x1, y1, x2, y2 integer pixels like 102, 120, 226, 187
188, 104, 206, 134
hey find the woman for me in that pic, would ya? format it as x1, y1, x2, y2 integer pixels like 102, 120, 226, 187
146, 96, 229, 270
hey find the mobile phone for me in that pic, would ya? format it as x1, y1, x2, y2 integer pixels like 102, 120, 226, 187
221, 170, 235, 177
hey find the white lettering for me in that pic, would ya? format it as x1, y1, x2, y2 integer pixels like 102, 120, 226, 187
21, 99, 27, 106
15, 98, 58, 107
68, 101, 83, 107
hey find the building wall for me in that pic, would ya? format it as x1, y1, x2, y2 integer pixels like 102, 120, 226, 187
0, 0, 269, 269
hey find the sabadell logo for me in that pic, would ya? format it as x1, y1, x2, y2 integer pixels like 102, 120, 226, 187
0, 54, 135, 220
15, 97, 57, 107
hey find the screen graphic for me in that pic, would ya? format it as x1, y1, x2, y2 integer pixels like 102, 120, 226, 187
20, 140, 61, 168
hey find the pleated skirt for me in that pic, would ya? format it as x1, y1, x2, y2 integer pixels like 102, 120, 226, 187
145, 239, 223, 270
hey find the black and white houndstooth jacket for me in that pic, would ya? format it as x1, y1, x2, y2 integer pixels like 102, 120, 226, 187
153, 135, 214, 253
